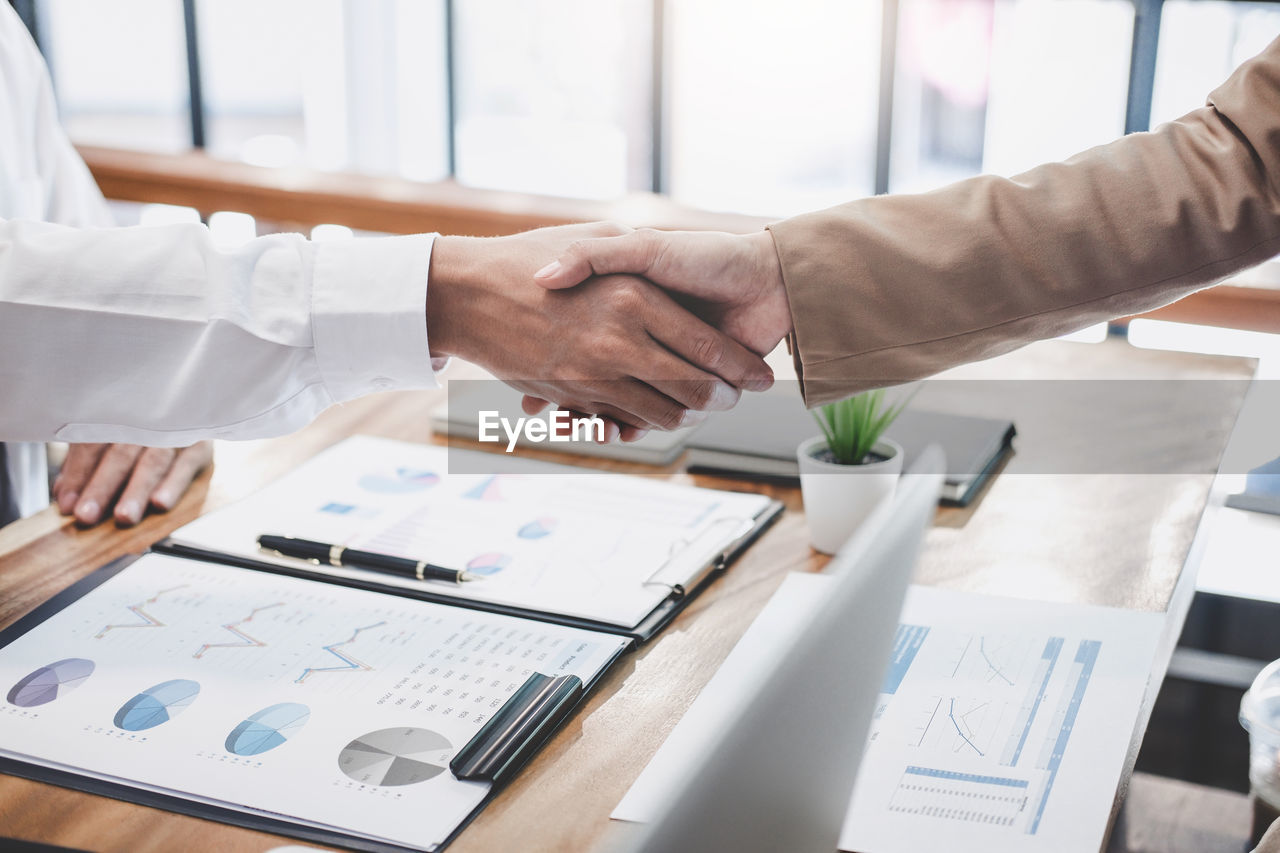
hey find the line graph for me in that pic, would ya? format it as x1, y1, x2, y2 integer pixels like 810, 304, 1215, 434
192, 603, 284, 659
94, 585, 187, 639
947, 698, 989, 756
913, 692, 1006, 758
913, 697, 943, 747
295, 622, 386, 683
945, 633, 1030, 688
979, 637, 1015, 685
948, 635, 973, 677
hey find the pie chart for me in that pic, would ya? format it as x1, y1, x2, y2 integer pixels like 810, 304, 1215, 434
463, 475, 503, 502
113, 679, 200, 731
338, 727, 452, 787
6, 658, 95, 707
466, 552, 511, 576
518, 517, 558, 540
226, 702, 311, 756
358, 467, 440, 495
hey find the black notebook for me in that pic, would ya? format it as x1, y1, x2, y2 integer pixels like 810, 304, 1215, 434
687, 393, 1015, 506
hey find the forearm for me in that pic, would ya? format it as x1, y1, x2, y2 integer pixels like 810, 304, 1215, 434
0, 219, 438, 443
770, 37, 1280, 406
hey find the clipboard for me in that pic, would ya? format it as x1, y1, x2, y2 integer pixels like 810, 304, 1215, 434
0, 552, 629, 853
0, 437, 783, 850
155, 435, 783, 642
152, 495, 779, 644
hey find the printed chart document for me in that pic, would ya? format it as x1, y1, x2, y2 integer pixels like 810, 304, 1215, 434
171, 436, 773, 629
0, 554, 628, 851
613, 574, 1165, 853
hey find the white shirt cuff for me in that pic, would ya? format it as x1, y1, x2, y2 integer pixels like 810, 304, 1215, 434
311, 233, 441, 402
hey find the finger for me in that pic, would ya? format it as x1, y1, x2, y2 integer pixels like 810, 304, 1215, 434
74, 444, 144, 525
583, 412, 622, 444
579, 413, 632, 444
546, 407, 622, 443
542, 408, 637, 444
642, 363, 741, 416
517, 376, 686, 434
533, 231, 660, 290
641, 287, 774, 392
547, 408, 579, 440
585, 380, 697, 433
53, 443, 108, 514
151, 441, 214, 511
521, 395, 553, 416
551, 393, 668, 436
619, 426, 650, 443
113, 447, 177, 526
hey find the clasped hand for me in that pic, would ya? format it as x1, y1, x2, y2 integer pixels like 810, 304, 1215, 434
500, 226, 796, 435
51, 225, 787, 528
426, 223, 781, 441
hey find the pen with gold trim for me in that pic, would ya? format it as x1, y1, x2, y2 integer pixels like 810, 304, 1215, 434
257, 535, 481, 584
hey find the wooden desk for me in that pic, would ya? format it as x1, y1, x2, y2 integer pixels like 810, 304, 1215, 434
0, 339, 1255, 853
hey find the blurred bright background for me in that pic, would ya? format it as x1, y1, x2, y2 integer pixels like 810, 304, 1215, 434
31, 0, 1280, 212
19, 0, 1280, 356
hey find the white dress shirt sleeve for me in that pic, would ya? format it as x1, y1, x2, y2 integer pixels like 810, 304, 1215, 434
0, 218, 441, 445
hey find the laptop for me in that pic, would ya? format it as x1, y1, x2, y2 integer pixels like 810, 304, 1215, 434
614, 445, 945, 853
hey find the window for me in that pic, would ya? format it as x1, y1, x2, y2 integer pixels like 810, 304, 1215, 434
197, 0, 336, 168
1149, 0, 1280, 295
453, 0, 650, 198
889, 0, 1131, 193
197, 0, 450, 177
1151, 0, 1280, 127
666, 0, 880, 216
40, 0, 190, 152
28, 0, 1280, 216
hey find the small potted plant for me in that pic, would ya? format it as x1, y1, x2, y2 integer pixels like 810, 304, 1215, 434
797, 389, 909, 554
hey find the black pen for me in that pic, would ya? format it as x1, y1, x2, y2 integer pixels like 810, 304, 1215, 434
257, 535, 481, 584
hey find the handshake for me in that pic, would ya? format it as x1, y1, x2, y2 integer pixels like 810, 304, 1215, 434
427, 223, 796, 443
48, 223, 788, 529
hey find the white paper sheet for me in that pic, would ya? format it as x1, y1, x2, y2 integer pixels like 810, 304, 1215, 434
613, 574, 1165, 853
0, 554, 628, 851
172, 436, 772, 628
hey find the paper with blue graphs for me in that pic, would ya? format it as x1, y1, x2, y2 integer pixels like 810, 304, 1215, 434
613, 574, 1165, 853
0, 554, 627, 850
171, 436, 772, 629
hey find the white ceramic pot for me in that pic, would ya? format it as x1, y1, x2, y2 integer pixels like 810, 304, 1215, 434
796, 436, 904, 554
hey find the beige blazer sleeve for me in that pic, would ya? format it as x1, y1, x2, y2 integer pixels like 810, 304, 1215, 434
768, 36, 1280, 407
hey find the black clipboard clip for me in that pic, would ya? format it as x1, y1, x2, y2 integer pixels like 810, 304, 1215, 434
450, 672, 583, 786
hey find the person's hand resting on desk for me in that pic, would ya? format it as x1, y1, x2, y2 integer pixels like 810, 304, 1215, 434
427, 223, 775, 442
52, 442, 213, 527
519, 229, 793, 426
